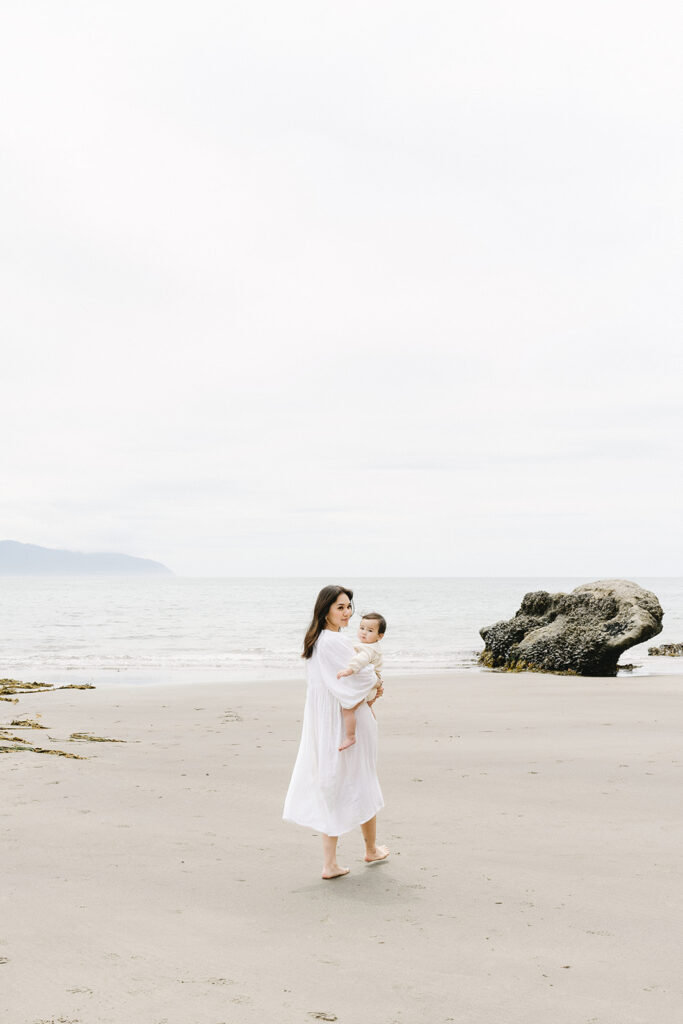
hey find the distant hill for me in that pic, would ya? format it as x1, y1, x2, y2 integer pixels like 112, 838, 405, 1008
0, 540, 173, 576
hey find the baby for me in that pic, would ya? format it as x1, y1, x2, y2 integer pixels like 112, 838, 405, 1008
336, 612, 386, 751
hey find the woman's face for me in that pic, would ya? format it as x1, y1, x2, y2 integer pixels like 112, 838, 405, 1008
325, 593, 353, 631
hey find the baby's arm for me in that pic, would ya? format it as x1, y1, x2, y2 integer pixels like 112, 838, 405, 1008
336, 646, 373, 679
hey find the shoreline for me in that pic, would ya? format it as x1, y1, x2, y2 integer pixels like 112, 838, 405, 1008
3, 671, 682, 1023
1, 661, 481, 688
3, 651, 681, 691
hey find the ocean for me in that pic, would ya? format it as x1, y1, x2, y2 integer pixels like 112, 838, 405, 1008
1, 576, 682, 686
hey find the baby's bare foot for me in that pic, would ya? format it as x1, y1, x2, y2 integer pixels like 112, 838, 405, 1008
364, 844, 390, 864
322, 865, 350, 879
338, 736, 356, 751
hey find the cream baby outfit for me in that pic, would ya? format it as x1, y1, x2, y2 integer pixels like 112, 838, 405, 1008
347, 640, 383, 700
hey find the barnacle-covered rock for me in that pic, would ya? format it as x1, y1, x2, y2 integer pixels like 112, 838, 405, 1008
479, 580, 663, 676
648, 642, 683, 656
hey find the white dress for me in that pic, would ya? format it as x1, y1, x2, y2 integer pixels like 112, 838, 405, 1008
283, 629, 384, 836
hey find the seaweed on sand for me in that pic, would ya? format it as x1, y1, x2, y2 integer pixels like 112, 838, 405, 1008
1, 677, 95, 758
10, 715, 47, 729
0, 679, 95, 696
0, 679, 53, 696
69, 732, 125, 743
28, 746, 87, 759
0, 732, 87, 759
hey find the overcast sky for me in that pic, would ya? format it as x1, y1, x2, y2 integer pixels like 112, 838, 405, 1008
2, 1, 681, 576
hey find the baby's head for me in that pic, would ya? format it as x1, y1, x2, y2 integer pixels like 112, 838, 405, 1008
358, 612, 386, 644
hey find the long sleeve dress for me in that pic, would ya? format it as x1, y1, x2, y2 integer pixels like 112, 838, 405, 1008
283, 629, 384, 836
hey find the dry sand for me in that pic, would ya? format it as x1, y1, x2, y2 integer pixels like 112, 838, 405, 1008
2, 670, 681, 1024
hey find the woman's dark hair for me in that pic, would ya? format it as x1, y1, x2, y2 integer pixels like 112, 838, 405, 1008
302, 585, 354, 659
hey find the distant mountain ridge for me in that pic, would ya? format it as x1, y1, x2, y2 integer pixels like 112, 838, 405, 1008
0, 540, 173, 576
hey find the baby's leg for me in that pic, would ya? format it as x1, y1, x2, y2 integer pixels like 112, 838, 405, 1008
339, 707, 357, 750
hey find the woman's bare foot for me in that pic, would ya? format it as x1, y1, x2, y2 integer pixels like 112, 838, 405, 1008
364, 844, 390, 864
338, 736, 356, 751
322, 865, 350, 879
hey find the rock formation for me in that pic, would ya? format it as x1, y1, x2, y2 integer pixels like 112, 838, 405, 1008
648, 643, 683, 657
479, 579, 663, 676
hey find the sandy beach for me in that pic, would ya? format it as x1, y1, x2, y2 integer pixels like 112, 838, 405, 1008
2, 670, 681, 1024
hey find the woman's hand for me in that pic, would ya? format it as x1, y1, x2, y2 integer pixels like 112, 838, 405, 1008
367, 685, 384, 706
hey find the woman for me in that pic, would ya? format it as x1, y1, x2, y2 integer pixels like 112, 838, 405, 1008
283, 585, 390, 878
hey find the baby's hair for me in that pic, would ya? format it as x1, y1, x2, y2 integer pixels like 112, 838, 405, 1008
361, 611, 386, 635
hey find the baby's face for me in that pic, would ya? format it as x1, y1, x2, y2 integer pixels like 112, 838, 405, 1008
358, 619, 382, 644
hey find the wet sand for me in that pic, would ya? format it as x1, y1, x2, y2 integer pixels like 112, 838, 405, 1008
2, 671, 681, 1024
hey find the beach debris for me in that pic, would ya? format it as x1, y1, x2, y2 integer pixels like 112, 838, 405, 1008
69, 732, 125, 743
1, 678, 95, 757
0, 679, 95, 696
479, 579, 663, 677
10, 715, 47, 729
309, 1014, 338, 1022
32, 1017, 81, 1023
2, 713, 92, 758
0, 679, 53, 695
648, 642, 683, 656
221, 710, 243, 722
0, 740, 87, 758
25, 746, 87, 759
